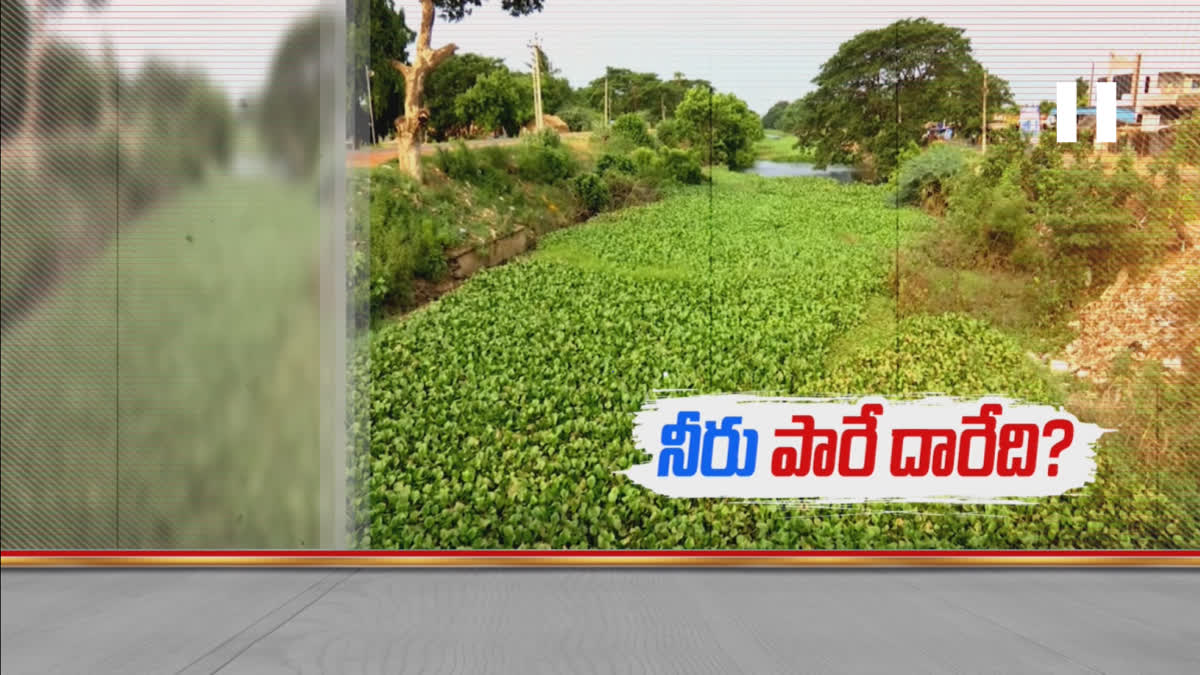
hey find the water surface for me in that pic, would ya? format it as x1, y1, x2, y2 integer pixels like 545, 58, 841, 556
743, 160, 855, 183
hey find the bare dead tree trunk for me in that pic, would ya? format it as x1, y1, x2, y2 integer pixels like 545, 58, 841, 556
391, 0, 456, 181
8, 2, 48, 169
20, 4, 47, 136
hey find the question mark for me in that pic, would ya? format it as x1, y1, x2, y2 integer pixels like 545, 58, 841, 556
1042, 419, 1074, 477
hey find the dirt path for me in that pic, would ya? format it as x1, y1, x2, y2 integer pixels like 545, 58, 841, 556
347, 132, 591, 168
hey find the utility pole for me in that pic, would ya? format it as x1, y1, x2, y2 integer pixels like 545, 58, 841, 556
981, 68, 988, 153
528, 35, 544, 131
661, 94, 666, 122
365, 66, 377, 145
1089, 62, 1096, 107
604, 71, 610, 127
1130, 52, 1143, 120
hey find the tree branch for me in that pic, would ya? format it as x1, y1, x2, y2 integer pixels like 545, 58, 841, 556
418, 0, 436, 52
391, 59, 412, 81
428, 43, 458, 70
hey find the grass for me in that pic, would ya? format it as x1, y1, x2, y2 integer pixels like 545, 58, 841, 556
1, 165, 323, 549
754, 132, 817, 163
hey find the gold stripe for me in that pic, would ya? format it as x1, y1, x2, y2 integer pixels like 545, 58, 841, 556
3, 555, 1199, 568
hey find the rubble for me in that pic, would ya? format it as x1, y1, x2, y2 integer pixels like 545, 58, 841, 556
1053, 239, 1199, 382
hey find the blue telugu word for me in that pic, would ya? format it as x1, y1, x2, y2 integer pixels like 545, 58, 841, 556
657, 412, 758, 478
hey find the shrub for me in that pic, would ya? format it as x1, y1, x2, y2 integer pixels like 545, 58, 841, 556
611, 113, 656, 148
367, 168, 452, 313
894, 144, 972, 210
659, 148, 704, 185
571, 172, 610, 215
630, 147, 657, 170
555, 105, 600, 132
515, 132, 576, 184
479, 145, 515, 174
1167, 111, 1199, 166
434, 142, 510, 192
602, 170, 635, 206
946, 166, 1038, 261
0, 170, 64, 328
596, 153, 635, 175
654, 118, 683, 148
1035, 158, 1171, 285
524, 128, 563, 149
433, 142, 479, 180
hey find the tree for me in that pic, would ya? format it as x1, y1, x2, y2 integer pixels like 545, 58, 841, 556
258, 12, 336, 179
390, 0, 544, 180
675, 85, 764, 170
348, 0, 414, 146
947, 63, 1016, 144
1039, 100, 1055, 116
453, 68, 530, 137
787, 18, 1003, 179
577, 68, 709, 122
1, 0, 31, 139
14, 0, 108, 141
425, 52, 505, 139
760, 100, 790, 130
1076, 76, 1090, 108
35, 42, 102, 134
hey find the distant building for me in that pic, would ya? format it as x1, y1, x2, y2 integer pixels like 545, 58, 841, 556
1081, 55, 1198, 154
1134, 71, 1200, 131
1094, 55, 1200, 131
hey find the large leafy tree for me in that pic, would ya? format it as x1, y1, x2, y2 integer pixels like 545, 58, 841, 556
258, 12, 335, 179
453, 68, 531, 137
760, 100, 790, 130
424, 52, 505, 139
390, 0, 544, 180
675, 85, 764, 170
788, 18, 1011, 179
348, 0, 414, 146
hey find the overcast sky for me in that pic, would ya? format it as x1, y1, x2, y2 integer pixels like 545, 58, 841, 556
48, 0, 1200, 113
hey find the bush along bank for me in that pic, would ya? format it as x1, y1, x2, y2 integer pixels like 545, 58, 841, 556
2, 86, 234, 334
351, 129, 705, 324
885, 117, 1200, 533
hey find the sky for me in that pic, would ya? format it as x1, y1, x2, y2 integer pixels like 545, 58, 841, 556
46, 0, 1200, 113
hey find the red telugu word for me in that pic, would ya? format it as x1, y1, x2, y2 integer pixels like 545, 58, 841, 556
768, 403, 1076, 479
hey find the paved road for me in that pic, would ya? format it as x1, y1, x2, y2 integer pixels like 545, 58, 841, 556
4, 569, 1198, 674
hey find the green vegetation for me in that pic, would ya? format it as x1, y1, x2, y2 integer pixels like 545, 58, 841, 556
575, 68, 712, 122
887, 119, 1200, 526
894, 132, 1184, 332
347, 0, 415, 144
891, 143, 974, 212
357, 128, 703, 319
675, 87, 764, 170
2, 172, 321, 549
257, 12, 335, 179
784, 18, 1015, 180
610, 113, 657, 149
352, 170, 1195, 549
754, 132, 818, 163
1, 67, 233, 331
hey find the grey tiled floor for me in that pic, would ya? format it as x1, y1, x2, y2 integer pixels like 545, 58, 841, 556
3, 569, 1198, 674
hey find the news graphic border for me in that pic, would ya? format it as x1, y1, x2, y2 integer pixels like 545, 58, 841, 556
2, 550, 1199, 568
